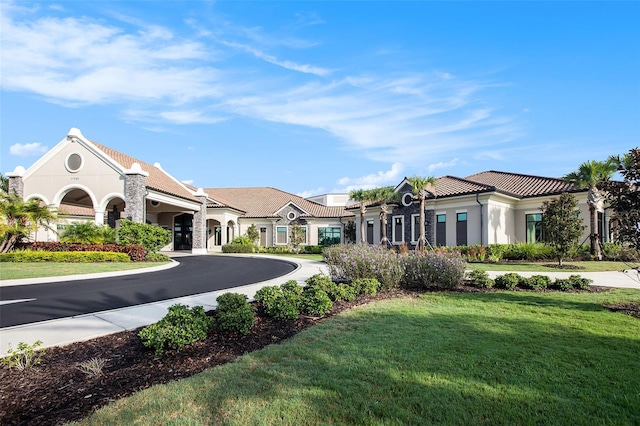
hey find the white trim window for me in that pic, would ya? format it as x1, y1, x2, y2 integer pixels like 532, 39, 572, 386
392, 215, 404, 244
276, 226, 288, 245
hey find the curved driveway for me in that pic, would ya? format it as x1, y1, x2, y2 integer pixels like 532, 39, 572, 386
0, 256, 296, 328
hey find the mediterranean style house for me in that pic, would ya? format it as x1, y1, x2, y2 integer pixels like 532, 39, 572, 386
6, 128, 352, 253
349, 173, 609, 249
6, 128, 610, 253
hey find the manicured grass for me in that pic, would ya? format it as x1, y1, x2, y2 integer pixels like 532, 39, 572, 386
0, 262, 170, 280
254, 253, 324, 262
467, 260, 632, 273
73, 289, 640, 425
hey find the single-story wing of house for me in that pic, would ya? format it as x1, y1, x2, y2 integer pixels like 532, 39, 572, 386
6, 128, 610, 254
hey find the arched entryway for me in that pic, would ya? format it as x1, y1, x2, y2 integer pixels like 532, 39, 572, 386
174, 213, 193, 251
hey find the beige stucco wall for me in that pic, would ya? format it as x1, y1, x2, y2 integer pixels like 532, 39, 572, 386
23, 139, 125, 212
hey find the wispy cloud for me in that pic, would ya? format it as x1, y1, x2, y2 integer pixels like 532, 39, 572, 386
1, 3, 520, 170
9, 142, 49, 157
336, 163, 404, 192
427, 158, 459, 173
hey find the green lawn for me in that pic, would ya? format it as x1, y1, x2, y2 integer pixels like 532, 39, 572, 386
0, 262, 170, 280
467, 260, 631, 272
72, 289, 640, 425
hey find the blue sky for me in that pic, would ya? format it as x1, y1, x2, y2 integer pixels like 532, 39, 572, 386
2, 1, 639, 197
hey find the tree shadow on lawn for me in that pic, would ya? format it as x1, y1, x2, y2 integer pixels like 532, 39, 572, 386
93, 299, 640, 425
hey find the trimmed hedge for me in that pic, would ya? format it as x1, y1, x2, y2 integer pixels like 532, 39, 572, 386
16, 242, 146, 261
215, 293, 255, 335
0, 250, 131, 263
222, 244, 256, 253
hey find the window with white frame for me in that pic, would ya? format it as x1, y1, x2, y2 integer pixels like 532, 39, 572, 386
392, 216, 404, 243
276, 226, 288, 245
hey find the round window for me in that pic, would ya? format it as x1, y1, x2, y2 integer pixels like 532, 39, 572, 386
65, 153, 83, 173
287, 211, 297, 220
402, 192, 414, 207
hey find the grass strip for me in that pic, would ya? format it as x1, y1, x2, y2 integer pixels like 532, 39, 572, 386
0, 262, 170, 280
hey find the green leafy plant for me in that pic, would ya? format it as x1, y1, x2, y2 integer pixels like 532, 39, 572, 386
77, 357, 108, 378
117, 219, 171, 254
0, 340, 46, 370
215, 293, 255, 335
568, 274, 593, 290
0, 250, 130, 263
139, 304, 214, 356
521, 275, 551, 290
352, 278, 381, 296
494, 273, 520, 290
60, 222, 116, 244
144, 252, 171, 262
466, 270, 494, 289
301, 286, 333, 317
553, 278, 574, 291
254, 282, 301, 321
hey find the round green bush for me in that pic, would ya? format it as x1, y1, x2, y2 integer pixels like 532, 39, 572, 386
466, 270, 494, 289
301, 287, 333, 317
494, 273, 520, 290
215, 293, 255, 335
521, 275, 551, 290
352, 278, 381, 296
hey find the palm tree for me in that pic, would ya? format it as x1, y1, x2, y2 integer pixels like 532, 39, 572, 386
563, 159, 618, 260
407, 176, 436, 251
369, 186, 400, 247
349, 188, 373, 244
0, 191, 58, 253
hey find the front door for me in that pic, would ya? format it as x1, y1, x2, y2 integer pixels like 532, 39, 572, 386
174, 213, 193, 250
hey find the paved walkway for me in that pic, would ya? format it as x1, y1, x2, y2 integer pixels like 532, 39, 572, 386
0, 254, 328, 357
1, 256, 638, 357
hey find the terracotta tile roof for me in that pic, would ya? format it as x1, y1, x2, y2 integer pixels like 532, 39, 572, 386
465, 170, 581, 198
57, 204, 95, 217
90, 142, 200, 202
203, 187, 352, 219
430, 176, 495, 198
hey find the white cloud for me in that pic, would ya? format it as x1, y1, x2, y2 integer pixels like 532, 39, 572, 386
9, 142, 49, 156
181, 179, 194, 185
1, 4, 520, 169
427, 158, 459, 173
336, 163, 404, 192
296, 187, 326, 198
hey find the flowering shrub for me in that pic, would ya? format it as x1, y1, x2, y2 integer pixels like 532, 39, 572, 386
324, 244, 465, 291
323, 244, 404, 290
401, 251, 466, 290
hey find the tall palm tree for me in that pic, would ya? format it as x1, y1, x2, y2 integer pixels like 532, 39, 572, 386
0, 192, 58, 253
349, 188, 375, 244
563, 159, 618, 260
407, 176, 436, 251
369, 186, 400, 247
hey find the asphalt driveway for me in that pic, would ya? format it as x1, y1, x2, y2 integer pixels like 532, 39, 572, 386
0, 255, 296, 328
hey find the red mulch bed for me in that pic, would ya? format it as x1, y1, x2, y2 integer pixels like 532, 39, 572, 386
1, 286, 635, 426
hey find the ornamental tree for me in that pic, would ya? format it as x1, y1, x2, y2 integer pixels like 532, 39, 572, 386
541, 193, 585, 267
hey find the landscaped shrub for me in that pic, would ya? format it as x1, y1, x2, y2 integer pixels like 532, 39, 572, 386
230, 235, 254, 246
144, 252, 171, 262
301, 275, 333, 316
521, 274, 551, 290
0, 250, 130, 263
215, 293, 255, 335
323, 244, 404, 290
222, 244, 255, 253
138, 304, 214, 356
301, 245, 323, 254
603, 243, 640, 262
568, 274, 593, 290
401, 251, 466, 290
15, 242, 147, 261
0, 341, 46, 370
351, 278, 381, 296
494, 273, 520, 290
337, 283, 358, 301
466, 270, 494, 289
301, 286, 333, 316
60, 222, 116, 244
488, 244, 505, 262
257, 246, 294, 254
552, 278, 573, 291
254, 281, 301, 321
501, 243, 554, 261
116, 219, 170, 254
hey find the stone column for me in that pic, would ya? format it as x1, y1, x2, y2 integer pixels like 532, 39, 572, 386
6, 166, 25, 197
192, 188, 208, 255
124, 163, 148, 223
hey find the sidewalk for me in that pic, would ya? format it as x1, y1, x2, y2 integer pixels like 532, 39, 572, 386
0, 255, 328, 357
